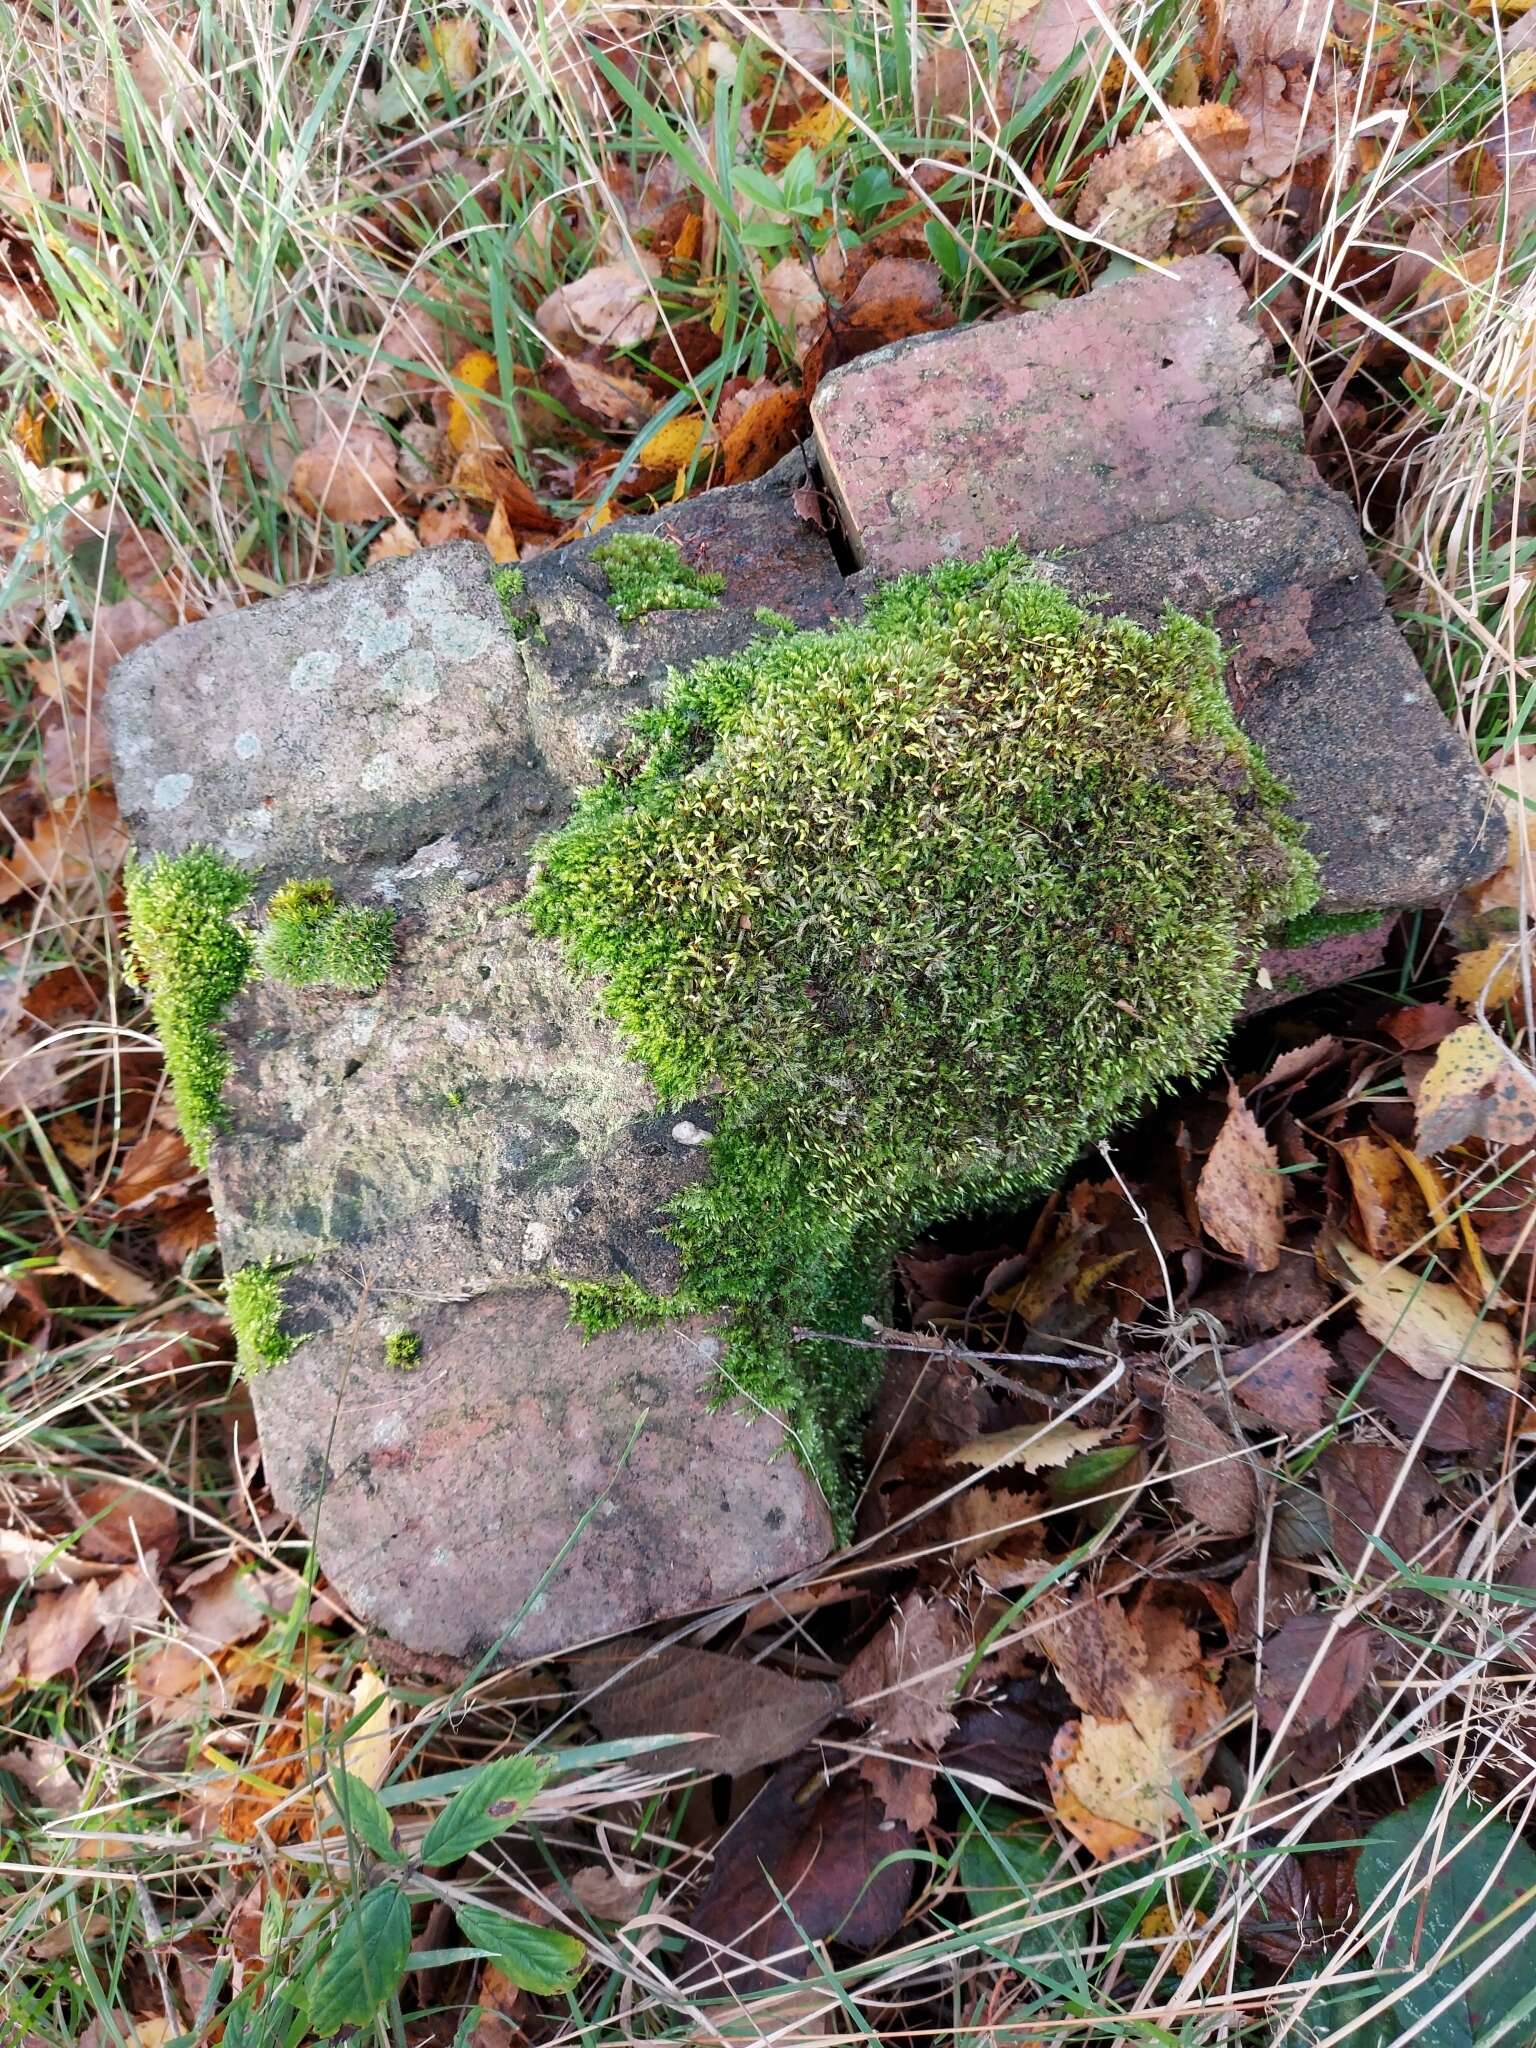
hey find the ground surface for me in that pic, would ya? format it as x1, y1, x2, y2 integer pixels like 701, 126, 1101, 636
1, 3, 1534, 2045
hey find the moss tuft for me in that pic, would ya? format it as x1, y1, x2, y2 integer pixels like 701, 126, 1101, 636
228, 1260, 301, 1376
590, 533, 725, 623
383, 1329, 422, 1370
124, 849, 255, 1168
492, 562, 535, 638
254, 879, 396, 993
1274, 905, 1384, 948
531, 549, 1317, 1510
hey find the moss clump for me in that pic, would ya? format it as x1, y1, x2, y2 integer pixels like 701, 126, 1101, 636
254, 879, 396, 994
1274, 905, 1384, 948
124, 849, 255, 1168
383, 1329, 422, 1370
590, 533, 725, 623
530, 549, 1316, 1507
228, 1260, 301, 1375
492, 562, 535, 638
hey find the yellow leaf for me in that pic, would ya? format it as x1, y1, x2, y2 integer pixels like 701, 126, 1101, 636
1416, 1022, 1536, 1157
1448, 942, 1522, 1012
427, 16, 480, 88
946, 1419, 1111, 1474
640, 413, 710, 469
446, 349, 499, 456
483, 501, 520, 565
1324, 1235, 1519, 1389
785, 96, 850, 155
337, 1664, 394, 1792
671, 213, 704, 266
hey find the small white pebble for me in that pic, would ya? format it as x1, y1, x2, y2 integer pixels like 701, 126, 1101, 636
671, 1119, 712, 1146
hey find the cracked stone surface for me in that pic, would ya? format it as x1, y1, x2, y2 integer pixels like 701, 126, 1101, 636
813, 252, 1498, 985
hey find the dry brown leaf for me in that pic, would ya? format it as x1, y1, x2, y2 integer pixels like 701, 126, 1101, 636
290, 422, 402, 523
0, 1022, 70, 1115
945, 1419, 1110, 1475
1468, 748, 1536, 918
1074, 105, 1250, 256
74, 1481, 178, 1564
721, 382, 809, 484
1337, 1133, 1429, 1260
1324, 1235, 1518, 1388
0, 788, 129, 904
1257, 1611, 1375, 1734
760, 256, 824, 352
1198, 1083, 1283, 1271
0, 1740, 80, 1815
546, 358, 658, 432
574, 1643, 838, 1781
842, 1591, 969, 1753
1226, 1328, 1333, 1435
1162, 1385, 1256, 1534
1261, 1035, 1342, 1089
449, 447, 561, 531
0, 1579, 103, 1689
535, 254, 664, 352
368, 520, 421, 564
111, 1125, 198, 1212
56, 1239, 156, 1307
802, 258, 953, 391
1415, 1023, 1536, 1156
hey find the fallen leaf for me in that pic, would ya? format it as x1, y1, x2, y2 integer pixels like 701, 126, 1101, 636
945, 1419, 1111, 1475
111, 1126, 198, 1212
1337, 1325, 1520, 1458
842, 1591, 969, 1752
535, 254, 664, 352
1074, 105, 1250, 256
760, 255, 824, 351
290, 423, 402, 523
721, 382, 808, 484
1448, 942, 1522, 1014
1324, 1235, 1518, 1388
1161, 1384, 1256, 1534
1415, 1023, 1536, 1156
1, 1579, 102, 1688
1319, 1441, 1456, 1583
572, 1643, 838, 1780
680, 1756, 913, 1992
0, 1740, 80, 1815
802, 257, 953, 391
73, 1481, 178, 1564
0, 788, 128, 904
544, 358, 657, 433
1257, 1611, 1375, 1733
1226, 1328, 1333, 1435
56, 1239, 156, 1307
428, 15, 479, 88
1261, 1035, 1342, 1089
1047, 1711, 1229, 1859
449, 447, 560, 531
1198, 1083, 1284, 1271
1337, 1133, 1429, 1259
1385, 1001, 1464, 1052
336, 1663, 394, 1792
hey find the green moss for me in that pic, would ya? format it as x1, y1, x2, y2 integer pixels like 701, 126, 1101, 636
124, 849, 255, 1168
753, 606, 795, 633
492, 562, 536, 638
228, 1260, 301, 1376
1274, 905, 1384, 948
531, 551, 1317, 1509
384, 1329, 422, 1370
590, 533, 725, 623
254, 879, 396, 993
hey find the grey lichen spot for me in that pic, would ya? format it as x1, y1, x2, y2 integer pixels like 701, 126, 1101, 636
289, 649, 341, 697
152, 772, 194, 812
345, 595, 413, 664
234, 731, 263, 761
377, 647, 440, 709
360, 750, 398, 792
428, 611, 498, 663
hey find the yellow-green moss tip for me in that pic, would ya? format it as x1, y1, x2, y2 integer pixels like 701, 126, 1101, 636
531, 549, 1317, 1507
590, 533, 725, 623
492, 562, 533, 638
124, 849, 255, 1169
254, 879, 396, 994
228, 1260, 301, 1376
383, 1329, 422, 1370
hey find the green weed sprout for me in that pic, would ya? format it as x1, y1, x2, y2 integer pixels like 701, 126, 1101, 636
590, 533, 725, 623
228, 1260, 301, 1375
530, 549, 1317, 1507
124, 849, 255, 1168
384, 1330, 422, 1370
255, 879, 395, 994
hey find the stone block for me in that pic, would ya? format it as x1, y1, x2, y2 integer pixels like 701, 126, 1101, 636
812, 254, 1498, 955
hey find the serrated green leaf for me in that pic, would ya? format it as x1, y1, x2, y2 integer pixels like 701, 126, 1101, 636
419, 1755, 551, 1869
456, 1904, 586, 1996
305, 1884, 413, 2038
1355, 1792, 1536, 2048
956, 1798, 1085, 1988
327, 1768, 400, 1863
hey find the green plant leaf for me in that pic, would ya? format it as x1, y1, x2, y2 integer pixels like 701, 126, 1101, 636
305, 1883, 413, 2038
419, 1755, 551, 1869
457, 1903, 586, 1996
924, 216, 966, 287
957, 1798, 1086, 1988
1355, 1792, 1536, 2048
327, 1768, 400, 1864
732, 163, 787, 214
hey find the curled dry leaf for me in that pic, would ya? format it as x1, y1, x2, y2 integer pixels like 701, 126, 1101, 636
1161, 1384, 1256, 1535
1226, 1327, 1333, 1436
572, 1642, 837, 1781
290, 423, 402, 523
544, 357, 657, 433
721, 382, 808, 484
802, 257, 953, 390
1323, 1234, 1518, 1388
56, 1239, 156, 1308
1415, 1023, 1536, 1157
760, 255, 824, 352
535, 254, 664, 352
1197, 1082, 1283, 1271
1074, 104, 1250, 257
0, 1579, 102, 1689
1257, 1610, 1375, 1735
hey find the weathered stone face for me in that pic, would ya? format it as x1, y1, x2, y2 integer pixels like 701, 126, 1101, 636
109, 266, 1497, 1660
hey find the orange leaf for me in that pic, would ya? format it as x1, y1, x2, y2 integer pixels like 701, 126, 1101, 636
1197, 1083, 1283, 1271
